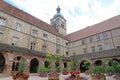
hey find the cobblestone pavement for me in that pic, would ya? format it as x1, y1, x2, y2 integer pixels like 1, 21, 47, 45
0, 73, 116, 80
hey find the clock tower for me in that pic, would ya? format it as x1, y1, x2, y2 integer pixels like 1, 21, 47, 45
50, 6, 67, 36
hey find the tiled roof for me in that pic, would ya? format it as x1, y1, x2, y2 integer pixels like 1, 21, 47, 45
0, 43, 45, 57
0, 1, 67, 39
67, 15, 120, 42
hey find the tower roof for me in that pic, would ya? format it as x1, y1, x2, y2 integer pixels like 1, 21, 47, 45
54, 6, 64, 18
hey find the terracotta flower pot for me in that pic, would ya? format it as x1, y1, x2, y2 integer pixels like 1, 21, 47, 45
13, 73, 29, 80
92, 76, 106, 80
39, 73, 47, 77
48, 73, 60, 80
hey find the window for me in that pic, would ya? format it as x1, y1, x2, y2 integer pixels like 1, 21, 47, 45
43, 33, 48, 40
56, 38, 61, 53
82, 39, 86, 45
0, 32, 3, 41
56, 44, 60, 53
32, 29, 38, 37
42, 45, 47, 53
30, 42, 36, 50
66, 52, 69, 56
0, 17, 6, 26
105, 44, 110, 50
103, 33, 108, 40
11, 36, 20, 46
96, 35, 100, 41
56, 38, 61, 44
83, 48, 87, 53
91, 46, 95, 52
89, 37, 93, 43
66, 42, 68, 46
15, 23, 22, 31
98, 45, 102, 51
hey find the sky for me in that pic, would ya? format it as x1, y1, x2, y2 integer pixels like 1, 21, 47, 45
4, 0, 120, 34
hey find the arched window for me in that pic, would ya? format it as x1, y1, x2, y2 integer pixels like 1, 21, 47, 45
80, 60, 90, 73
12, 56, 24, 71
30, 58, 39, 73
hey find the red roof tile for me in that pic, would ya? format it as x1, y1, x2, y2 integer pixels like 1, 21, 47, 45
67, 15, 120, 42
0, 1, 67, 39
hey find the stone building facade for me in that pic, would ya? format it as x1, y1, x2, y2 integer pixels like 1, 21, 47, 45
0, 0, 120, 76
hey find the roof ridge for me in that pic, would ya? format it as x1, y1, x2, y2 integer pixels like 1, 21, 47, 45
0, 1, 67, 39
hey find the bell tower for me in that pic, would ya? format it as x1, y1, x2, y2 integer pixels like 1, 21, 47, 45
50, 6, 67, 36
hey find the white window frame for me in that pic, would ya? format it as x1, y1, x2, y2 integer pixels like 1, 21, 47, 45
96, 34, 100, 41
105, 44, 110, 50
0, 17, 6, 26
103, 32, 108, 40
98, 45, 102, 51
30, 42, 36, 50
32, 29, 38, 37
11, 36, 20, 46
43, 33, 48, 40
91, 46, 95, 52
15, 23, 22, 31
42, 44, 47, 53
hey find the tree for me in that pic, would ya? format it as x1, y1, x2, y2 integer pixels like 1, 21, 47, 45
69, 54, 78, 72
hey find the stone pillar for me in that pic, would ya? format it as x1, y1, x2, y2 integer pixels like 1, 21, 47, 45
25, 59, 30, 74
4, 59, 13, 76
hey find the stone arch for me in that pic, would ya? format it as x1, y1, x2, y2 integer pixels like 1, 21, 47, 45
12, 56, 24, 71
94, 60, 102, 66
112, 58, 120, 62
0, 53, 5, 73
80, 60, 91, 73
44, 60, 50, 68
55, 61, 60, 72
109, 58, 120, 66
63, 62, 67, 68
30, 58, 39, 73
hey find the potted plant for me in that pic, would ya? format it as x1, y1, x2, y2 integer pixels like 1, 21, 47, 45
91, 65, 105, 80
111, 60, 120, 80
46, 53, 61, 80
66, 54, 82, 80
69, 54, 78, 72
12, 60, 29, 80
38, 64, 49, 77
82, 61, 91, 75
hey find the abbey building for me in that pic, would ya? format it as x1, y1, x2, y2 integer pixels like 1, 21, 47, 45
0, 1, 120, 75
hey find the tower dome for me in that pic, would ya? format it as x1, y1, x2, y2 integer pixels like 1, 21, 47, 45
54, 6, 64, 18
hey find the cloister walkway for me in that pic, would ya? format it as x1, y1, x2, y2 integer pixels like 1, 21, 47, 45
0, 73, 115, 80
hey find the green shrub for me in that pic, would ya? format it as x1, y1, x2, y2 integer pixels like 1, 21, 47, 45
18, 60, 25, 74
38, 64, 49, 73
92, 65, 105, 75
63, 68, 68, 72
111, 60, 120, 75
